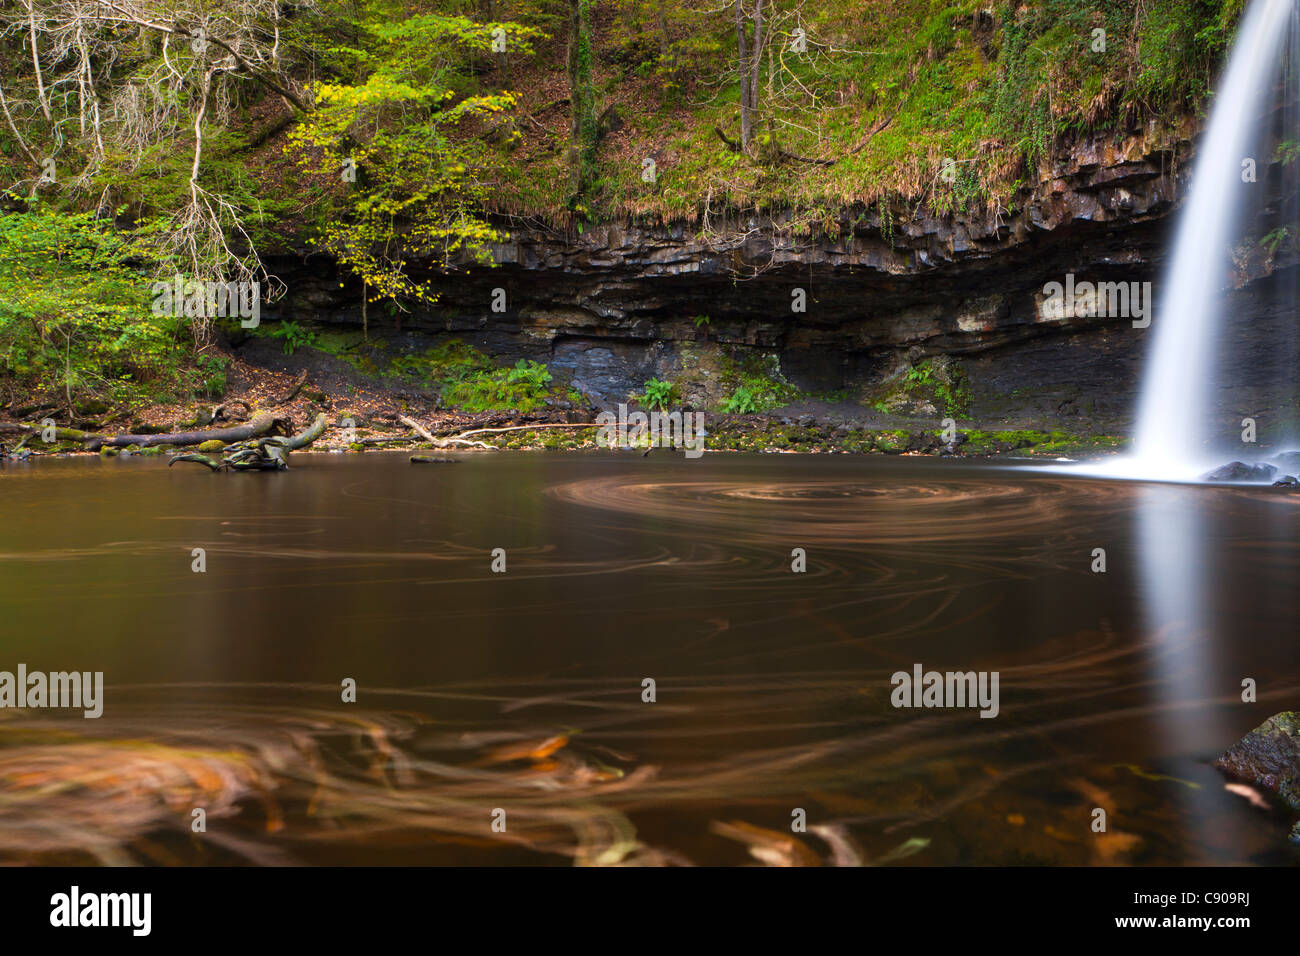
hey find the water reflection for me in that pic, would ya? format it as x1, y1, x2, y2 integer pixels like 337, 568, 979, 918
0, 453, 1296, 865
1136, 483, 1220, 850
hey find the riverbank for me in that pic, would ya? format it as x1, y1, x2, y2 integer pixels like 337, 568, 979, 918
0, 337, 1129, 462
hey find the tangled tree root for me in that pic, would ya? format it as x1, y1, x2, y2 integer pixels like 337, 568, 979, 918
169, 414, 327, 471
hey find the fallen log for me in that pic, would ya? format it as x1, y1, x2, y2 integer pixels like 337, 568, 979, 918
398, 416, 595, 449
87, 414, 290, 452
398, 415, 495, 450
454, 422, 595, 440
288, 413, 328, 449
0, 423, 106, 444
359, 436, 416, 446
2, 413, 291, 452
169, 414, 328, 472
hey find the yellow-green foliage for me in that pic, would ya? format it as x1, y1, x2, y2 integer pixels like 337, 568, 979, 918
0, 206, 205, 407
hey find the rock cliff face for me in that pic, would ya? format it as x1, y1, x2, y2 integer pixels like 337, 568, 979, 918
262, 117, 1297, 435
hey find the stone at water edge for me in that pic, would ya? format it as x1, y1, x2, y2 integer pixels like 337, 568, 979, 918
1271, 475, 1299, 488
1201, 461, 1277, 482
1213, 712, 1300, 813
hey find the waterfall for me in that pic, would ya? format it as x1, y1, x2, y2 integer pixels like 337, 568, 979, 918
1126, 0, 1295, 480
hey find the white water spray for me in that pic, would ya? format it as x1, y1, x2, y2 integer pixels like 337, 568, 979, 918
1121, 0, 1294, 481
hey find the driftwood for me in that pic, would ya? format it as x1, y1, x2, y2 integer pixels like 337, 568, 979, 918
0, 423, 104, 443
88, 414, 290, 452
399, 416, 595, 450
455, 422, 595, 440
360, 436, 415, 446
410, 455, 458, 464
286, 413, 328, 450
398, 415, 494, 450
1, 410, 292, 453
170, 414, 328, 471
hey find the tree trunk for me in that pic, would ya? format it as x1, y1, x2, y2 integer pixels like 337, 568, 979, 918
567, 0, 582, 146
736, 1, 751, 149
657, 0, 669, 60
2, 414, 292, 452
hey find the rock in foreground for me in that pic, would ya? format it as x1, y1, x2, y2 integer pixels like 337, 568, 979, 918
1201, 461, 1278, 482
1213, 711, 1300, 813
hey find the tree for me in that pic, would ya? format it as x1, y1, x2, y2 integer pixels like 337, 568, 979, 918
735, 0, 764, 151
0, 1, 317, 300
717, 0, 852, 162
286, 6, 543, 332
566, 0, 596, 201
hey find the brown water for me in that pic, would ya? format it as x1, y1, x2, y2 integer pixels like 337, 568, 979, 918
0, 450, 1297, 866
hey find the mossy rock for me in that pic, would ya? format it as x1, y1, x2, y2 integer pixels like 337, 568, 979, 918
196, 440, 226, 452
75, 399, 111, 416
1213, 711, 1300, 813
99, 447, 118, 458
874, 430, 909, 453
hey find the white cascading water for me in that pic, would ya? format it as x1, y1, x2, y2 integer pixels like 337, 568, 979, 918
1121, 0, 1294, 481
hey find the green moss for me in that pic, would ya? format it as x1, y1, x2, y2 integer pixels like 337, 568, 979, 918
874, 429, 910, 453
959, 429, 1125, 456
719, 352, 801, 414
901, 358, 972, 417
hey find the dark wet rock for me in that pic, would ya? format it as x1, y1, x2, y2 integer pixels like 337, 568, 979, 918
1272, 475, 1299, 488
1213, 712, 1300, 813
215, 116, 1300, 436
1202, 461, 1277, 482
